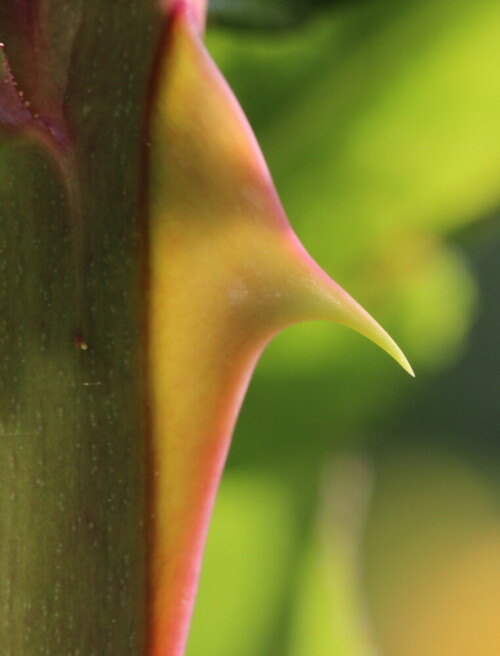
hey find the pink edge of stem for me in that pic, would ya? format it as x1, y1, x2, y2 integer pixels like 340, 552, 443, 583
148, 340, 270, 656
161, 0, 208, 33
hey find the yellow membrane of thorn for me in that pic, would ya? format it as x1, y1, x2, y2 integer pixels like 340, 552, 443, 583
147, 5, 413, 656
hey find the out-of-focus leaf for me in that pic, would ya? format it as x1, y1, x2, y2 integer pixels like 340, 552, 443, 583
187, 472, 296, 656
208, 0, 336, 30
362, 449, 500, 656
208, 0, 500, 373
290, 456, 377, 656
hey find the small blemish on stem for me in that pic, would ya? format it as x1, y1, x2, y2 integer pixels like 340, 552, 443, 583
74, 334, 88, 351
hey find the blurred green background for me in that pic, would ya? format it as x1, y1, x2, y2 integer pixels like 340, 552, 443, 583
188, 1, 500, 655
